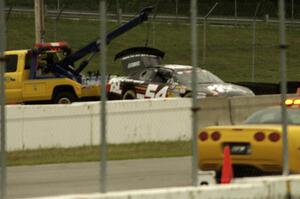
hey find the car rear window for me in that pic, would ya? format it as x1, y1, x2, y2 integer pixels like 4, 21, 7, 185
244, 107, 300, 125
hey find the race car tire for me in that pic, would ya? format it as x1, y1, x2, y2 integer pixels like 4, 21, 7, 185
123, 90, 136, 100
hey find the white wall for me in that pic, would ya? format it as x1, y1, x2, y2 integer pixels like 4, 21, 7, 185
28, 175, 300, 199
6, 94, 292, 151
6, 98, 192, 151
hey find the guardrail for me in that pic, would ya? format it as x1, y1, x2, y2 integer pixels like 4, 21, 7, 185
6, 95, 291, 151
29, 175, 300, 199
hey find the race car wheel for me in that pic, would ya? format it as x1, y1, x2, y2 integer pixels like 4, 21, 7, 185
53, 91, 77, 104
123, 90, 136, 100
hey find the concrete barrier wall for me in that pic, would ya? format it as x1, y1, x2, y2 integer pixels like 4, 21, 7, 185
6, 94, 292, 151
233, 175, 300, 198
29, 175, 300, 199
91, 99, 192, 145
229, 94, 281, 124
197, 97, 232, 127
7, 104, 94, 151
6, 98, 192, 151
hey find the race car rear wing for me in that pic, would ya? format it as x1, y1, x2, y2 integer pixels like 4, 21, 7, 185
114, 47, 165, 74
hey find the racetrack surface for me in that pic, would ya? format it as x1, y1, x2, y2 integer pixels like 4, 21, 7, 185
7, 157, 191, 199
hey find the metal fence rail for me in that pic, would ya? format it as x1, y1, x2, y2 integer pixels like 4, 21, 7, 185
5, 7, 300, 26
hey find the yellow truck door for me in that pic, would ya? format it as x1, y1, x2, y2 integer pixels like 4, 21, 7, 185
5, 53, 23, 104
22, 80, 48, 101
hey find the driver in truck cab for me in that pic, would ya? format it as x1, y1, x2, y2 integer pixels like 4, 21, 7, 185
36, 50, 62, 77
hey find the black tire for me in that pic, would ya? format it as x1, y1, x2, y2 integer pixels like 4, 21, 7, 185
53, 91, 77, 104
183, 92, 192, 97
122, 90, 136, 100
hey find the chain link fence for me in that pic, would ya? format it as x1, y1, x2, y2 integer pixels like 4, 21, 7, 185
0, 0, 296, 198
4, 0, 300, 19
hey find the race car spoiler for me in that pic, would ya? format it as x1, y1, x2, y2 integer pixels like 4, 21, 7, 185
114, 47, 165, 74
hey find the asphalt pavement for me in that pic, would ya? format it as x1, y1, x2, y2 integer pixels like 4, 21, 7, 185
7, 157, 191, 198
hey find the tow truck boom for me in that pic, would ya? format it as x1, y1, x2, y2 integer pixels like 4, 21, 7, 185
4, 6, 154, 104
56, 6, 154, 79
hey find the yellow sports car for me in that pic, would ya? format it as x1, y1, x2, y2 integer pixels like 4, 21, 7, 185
198, 100, 300, 179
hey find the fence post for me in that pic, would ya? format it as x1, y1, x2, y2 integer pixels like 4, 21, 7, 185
202, 2, 218, 66
251, 3, 261, 82
34, 0, 45, 43
54, 7, 64, 41
234, 0, 237, 25
57, 0, 60, 11
116, 0, 122, 24
278, 0, 289, 177
191, 0, 199, 187
0, 0, 6, 198
99, 0, 108, 194
175, 0, 179, 24
6, 6, 12, 21
291, 0, 294, 21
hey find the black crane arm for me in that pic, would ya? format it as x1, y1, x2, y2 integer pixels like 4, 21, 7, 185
57, 6, 154, 74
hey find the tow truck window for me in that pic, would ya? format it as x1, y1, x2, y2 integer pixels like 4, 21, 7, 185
5, 55, 17, 72
25, 53, 32, 70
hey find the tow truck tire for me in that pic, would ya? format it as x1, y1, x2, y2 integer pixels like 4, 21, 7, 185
53, 91, 77, 104
122, 90, 136, 100
183, 92, 192, 97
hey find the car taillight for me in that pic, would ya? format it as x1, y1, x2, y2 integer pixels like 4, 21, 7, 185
254, 132, 265, 141
269, 132, 280, 142
211, 131, 221, 141
199, 132, 208, 141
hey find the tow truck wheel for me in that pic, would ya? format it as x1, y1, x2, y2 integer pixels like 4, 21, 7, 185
53, 91, 77, 104
183, 92, 192, 97
123, 90, 136, 100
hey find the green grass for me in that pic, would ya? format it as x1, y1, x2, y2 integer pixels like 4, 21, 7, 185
7, 15, 300, 83
7, 141, 191, 166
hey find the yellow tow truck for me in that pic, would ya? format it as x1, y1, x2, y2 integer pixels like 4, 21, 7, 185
3, 6, 153, 104
4, 46, 101, 104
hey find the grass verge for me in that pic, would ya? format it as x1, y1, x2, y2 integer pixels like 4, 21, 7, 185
7, 141, 191, 166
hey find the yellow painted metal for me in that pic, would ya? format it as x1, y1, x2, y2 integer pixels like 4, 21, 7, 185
198, 124, 300, 174
4, 50, 100, 104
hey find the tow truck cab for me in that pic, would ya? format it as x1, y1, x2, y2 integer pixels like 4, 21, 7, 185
4, 48, 100, 104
